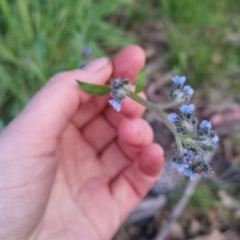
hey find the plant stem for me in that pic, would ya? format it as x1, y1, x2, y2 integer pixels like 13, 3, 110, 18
128, 91, 178, 135
157, 101, 178, 110
176, 137, 183, 155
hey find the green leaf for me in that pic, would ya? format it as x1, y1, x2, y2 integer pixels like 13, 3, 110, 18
76, 80, 111, 95
135, 66, 147, 94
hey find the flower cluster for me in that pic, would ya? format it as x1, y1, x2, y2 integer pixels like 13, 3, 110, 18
168, 76, 218, 180
168, 104, 197, 136
108, 78, 130, 111
171, 144, 214, 181
171, 149, 198, 181
107, 75, 219, 181
82, 46, 92, 58
194, 120, 219, 151
169, 76, 194, 103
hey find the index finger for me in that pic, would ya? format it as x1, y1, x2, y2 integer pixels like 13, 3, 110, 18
112, 45, 145, 82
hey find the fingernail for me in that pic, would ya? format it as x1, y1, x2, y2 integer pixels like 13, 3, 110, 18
83, 57, 110, 73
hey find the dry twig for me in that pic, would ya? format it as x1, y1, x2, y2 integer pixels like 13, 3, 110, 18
126, 195, 167, 224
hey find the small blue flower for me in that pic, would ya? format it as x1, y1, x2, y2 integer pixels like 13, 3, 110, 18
172, 76, 186, 85
110, 78, 121, 88
171, 162, 178, 169
183, 85, 194, 95
200, 120, 212, 130
183, 148, 188, 154
172, 162, 185, 172
183, 148, 195, 160
108, 78, 130, 112
183, 85, 194, 101
182, 149, 196, 167
183, 168, 197, 180
202, 172, 208, 178
189, 171, 197, 181
183, 169, 191, 176
187, 152, 195, 160
108, 99, 121, 112
176, 163, 185, 172
211, 135, 219, 146
82, 46, 92, 58
168, 113, 178, 123
180, 104, 195, 115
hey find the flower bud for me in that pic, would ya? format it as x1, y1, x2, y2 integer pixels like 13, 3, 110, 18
108, 78, 130, 111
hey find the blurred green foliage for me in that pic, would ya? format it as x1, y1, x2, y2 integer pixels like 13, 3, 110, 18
0, 0, 133, 126
190, 181, 219, 208
156, 0, 240, 86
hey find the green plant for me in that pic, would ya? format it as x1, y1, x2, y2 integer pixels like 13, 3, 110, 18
154, 0, 240, 88
0, 0, 133, 127
77, 70, 219, 180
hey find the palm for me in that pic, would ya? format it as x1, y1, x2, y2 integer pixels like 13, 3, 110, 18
39, 126, 121, 240
47, 121, 125, 240
0, 46, 164, 240
29, 93, 157, 239
39, 92, 148, 238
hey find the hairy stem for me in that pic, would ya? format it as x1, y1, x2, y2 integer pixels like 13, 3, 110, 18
128, 91, 178, 135
157, 101, 179, 110
176, 137, 183, 155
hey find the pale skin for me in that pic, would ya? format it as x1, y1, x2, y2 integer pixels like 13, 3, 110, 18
0, 46, 164, 240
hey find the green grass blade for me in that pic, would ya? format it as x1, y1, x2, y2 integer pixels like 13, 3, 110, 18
135, 66, 147, 94
16, 0, 33, 39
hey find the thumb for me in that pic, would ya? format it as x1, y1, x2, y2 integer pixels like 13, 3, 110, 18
0, 58, 112, 156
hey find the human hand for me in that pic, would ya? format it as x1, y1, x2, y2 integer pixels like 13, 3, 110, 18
0, 46, 164, 240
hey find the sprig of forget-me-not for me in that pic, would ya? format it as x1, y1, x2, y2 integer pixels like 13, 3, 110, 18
77, 70, 219, 181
